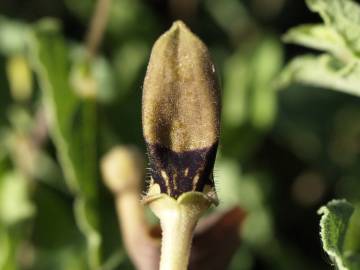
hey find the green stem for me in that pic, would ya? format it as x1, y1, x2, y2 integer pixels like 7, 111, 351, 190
159, 209, 197, 270
146, 193, 213, 270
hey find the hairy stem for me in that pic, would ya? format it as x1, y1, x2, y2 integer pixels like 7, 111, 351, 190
159, 210, 198, 270
146, 193, 212, 270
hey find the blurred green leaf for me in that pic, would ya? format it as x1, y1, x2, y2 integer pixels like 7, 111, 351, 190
0, 169, 33, 270
70, 46, 115, 103
29, 19, 101, 269
205, 0, 252, 42
0, 227, 16, 270
31, 246, 88, 270
215, 156, 274, 247
0, 17, 29, 55
250, 38, 282, 129
0, 171, 35, 225
113, 41, 148, 97
223, 49, 249, 127
65, 0, 158, 40
223, 37, 281, 129
318, 199, 354, 270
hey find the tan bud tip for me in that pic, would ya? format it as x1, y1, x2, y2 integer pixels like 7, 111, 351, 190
142, 19, 220, 152
101, 146, 144, 194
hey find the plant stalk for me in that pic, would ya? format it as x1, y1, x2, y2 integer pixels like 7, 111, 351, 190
85, 0, 111, 60
115, 191, 160, 270
159, 210, 198, 270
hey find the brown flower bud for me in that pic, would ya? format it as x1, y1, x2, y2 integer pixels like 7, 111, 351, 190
142, 21, 221, 200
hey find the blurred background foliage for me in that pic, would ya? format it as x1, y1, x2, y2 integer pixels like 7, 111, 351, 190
0, 0, 359, 269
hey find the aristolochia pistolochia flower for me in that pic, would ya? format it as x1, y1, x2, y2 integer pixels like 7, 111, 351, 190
142, 20, 220, 203
141, 20, 221, 270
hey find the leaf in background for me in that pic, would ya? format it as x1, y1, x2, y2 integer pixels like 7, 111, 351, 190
283, 24, 353, 61
345, 203, 360, 252
318, 199, 354, 270
30, 247, 88, 270
215, 157, 273, 247
279, 54, 360, 96
0, 17, 33, 105
0, 169, 34, 270
204, 0, 252, 43
221, 37, 282, 160
113, 40, 148, 98
306, 0, 360, 54
29, 19, 101, 269
6, 55, 33, 102
223, 37, 281, 129
0, 227, 17, 270
250, 37, 282, 129
0, 171, 35, 225
70, 46, 115, 103
0, 17, 29, 55
223, 50, 249, 128
282, 0, 360, 97
64, 0, 158, 40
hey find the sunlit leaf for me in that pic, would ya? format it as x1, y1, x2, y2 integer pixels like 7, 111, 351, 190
318, 199, 354, 270
283, 24, 353, 61
282, 0, 360, 97
306, 0, 360, 54
0, 17, 29, 55
0, 171, 35, 225
279, 54, 360, 96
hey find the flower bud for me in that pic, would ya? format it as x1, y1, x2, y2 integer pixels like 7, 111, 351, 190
101, 146, 144, 194
142, 21, 220, 201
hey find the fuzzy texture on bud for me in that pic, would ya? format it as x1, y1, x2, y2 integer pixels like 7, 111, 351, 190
142, 21, 221, 200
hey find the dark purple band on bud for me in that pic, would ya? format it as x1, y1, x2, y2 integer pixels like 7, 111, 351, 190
146, 142, 218, 198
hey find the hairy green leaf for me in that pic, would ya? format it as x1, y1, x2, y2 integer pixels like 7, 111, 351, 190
279, 54, 360, 96
283, 24, 353, 61
306, 0, 360, 54
281, 0, 360, 96
318, 199, 354, 270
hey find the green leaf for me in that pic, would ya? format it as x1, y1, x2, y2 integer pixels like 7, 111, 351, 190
0, 17, 29, 55
306, 0, 360, 54
250, 37, 282, 129
28, 19, 101, 269
113, 41, 148, 97
0, 171, 35, 226
70, 46, 115, 103
223, 37, 282, 129
279, 54, 360, 96
205, 0, 252, 40
281, 0, 360, 97
283, 24, 353, 61
0, 169, 34, 270
318, 199, 354, 270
